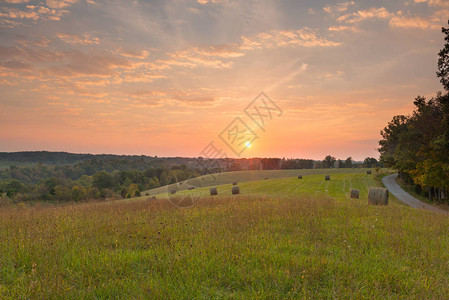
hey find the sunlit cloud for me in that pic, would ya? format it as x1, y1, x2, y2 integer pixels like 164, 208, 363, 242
323, 1, 356, 14
116, 48, 150, 59
240, 28, 341, 49
415, 0, 449, 8
4, 0, 33, 3
56, 33, 100, 45
0, 0, 445, 159
337, 7, 393, 23
328, 25, 358, 32
46, 0, 79, 9
389, 15, 434, 29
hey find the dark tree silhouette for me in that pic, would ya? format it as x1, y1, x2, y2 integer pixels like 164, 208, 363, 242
437, 20, 449, 91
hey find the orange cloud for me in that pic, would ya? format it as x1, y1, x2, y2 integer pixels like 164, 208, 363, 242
148, 27, 339, 71
328, 25, 358, 32
46, 0, 79, 9
127, 90, 218, 108
117, 49, 150, 59
166, 45, 242, 68
43, 51, 132, 76
0, 7, 39, 20
323, 1, 356, 14
0, 43, 153, 82
0, 1, 78, 25
337, 7, 393, 23
56, 33, 100, 45
154, 49, 236, 70
240, 28, 342, 49
389, 15, 433, 29
4, 0, 32, 3
415, 0, 449, 7
333, 5, 442, 31
197, 0, 222, 4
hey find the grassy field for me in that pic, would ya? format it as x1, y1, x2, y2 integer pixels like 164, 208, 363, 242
155, 171, 389, 207
1, 170, 449, 298
143, 168, 377, 195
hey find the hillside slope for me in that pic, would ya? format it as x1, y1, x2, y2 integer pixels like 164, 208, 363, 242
144, 168, 376, 195
4, 171, 448, 298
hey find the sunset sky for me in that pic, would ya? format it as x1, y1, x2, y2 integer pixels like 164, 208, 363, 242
0, 0, 447, 160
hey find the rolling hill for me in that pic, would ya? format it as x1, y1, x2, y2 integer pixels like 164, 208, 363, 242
1, 170, 448, 298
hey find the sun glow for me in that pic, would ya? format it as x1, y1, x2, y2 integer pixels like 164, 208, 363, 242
245, 141, 251, 148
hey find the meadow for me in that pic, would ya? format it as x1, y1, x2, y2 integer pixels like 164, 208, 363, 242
1, 169, 449, 298
144, 168, 376, 196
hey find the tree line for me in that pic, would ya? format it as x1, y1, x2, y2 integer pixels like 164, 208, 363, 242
379, 21, 449, 202
0, 166, 201, 202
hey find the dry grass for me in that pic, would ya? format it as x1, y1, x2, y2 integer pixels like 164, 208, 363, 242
1, 172, 449, 298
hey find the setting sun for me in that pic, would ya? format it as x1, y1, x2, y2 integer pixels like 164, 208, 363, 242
0, 0, 446, 161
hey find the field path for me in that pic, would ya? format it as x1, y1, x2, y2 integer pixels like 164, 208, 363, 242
382, 173, 447, 214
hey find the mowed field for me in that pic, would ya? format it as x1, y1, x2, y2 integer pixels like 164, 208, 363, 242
154, 171, 384, 207
1, 170, 449, 298
143, 168, 376, 196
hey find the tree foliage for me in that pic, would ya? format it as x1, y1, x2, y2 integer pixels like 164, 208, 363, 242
322, 155, 336, 168
379, 23, 449, 202
437, 20, 449, 91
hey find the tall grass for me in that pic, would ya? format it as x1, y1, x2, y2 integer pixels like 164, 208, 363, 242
1, 186, 449, 298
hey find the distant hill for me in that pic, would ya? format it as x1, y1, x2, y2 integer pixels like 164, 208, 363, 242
0, 151, 155, 165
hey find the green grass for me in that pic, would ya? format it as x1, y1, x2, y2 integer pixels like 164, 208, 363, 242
1, 170, 449, 298
155, 171, 390, 205
144, 168, 378, 195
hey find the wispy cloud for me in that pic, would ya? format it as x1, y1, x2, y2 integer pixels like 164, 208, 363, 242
331, 4, 443, 31
328, 25, 358, 32
415, 0, 449, 8
148, 27, 340, 71
46, 0, 79, 9
389, 15, 435, 29
0, 0, 79, 25
116, 48, 150, 59
337, 7, 393, 23
240, 28, 341, 49
56, 33, 100, 45
323, 1, 356, 14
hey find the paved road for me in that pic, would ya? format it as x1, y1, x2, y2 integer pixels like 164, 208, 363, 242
382, 173, 447, 214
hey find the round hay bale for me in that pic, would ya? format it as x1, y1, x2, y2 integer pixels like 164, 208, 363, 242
169, 190, 176, 194
297, 175, 303, 179
232, 181, 238, 185
264, 177, 269, 180
232, 186, 240, 195
368, 187, 388, 205
188, 187, 195, 190
325, 175, 330, 180
148, 196, 156, 200
210, 187, 218, 196
350, 189, 359, 199
367, 170, 372, 174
